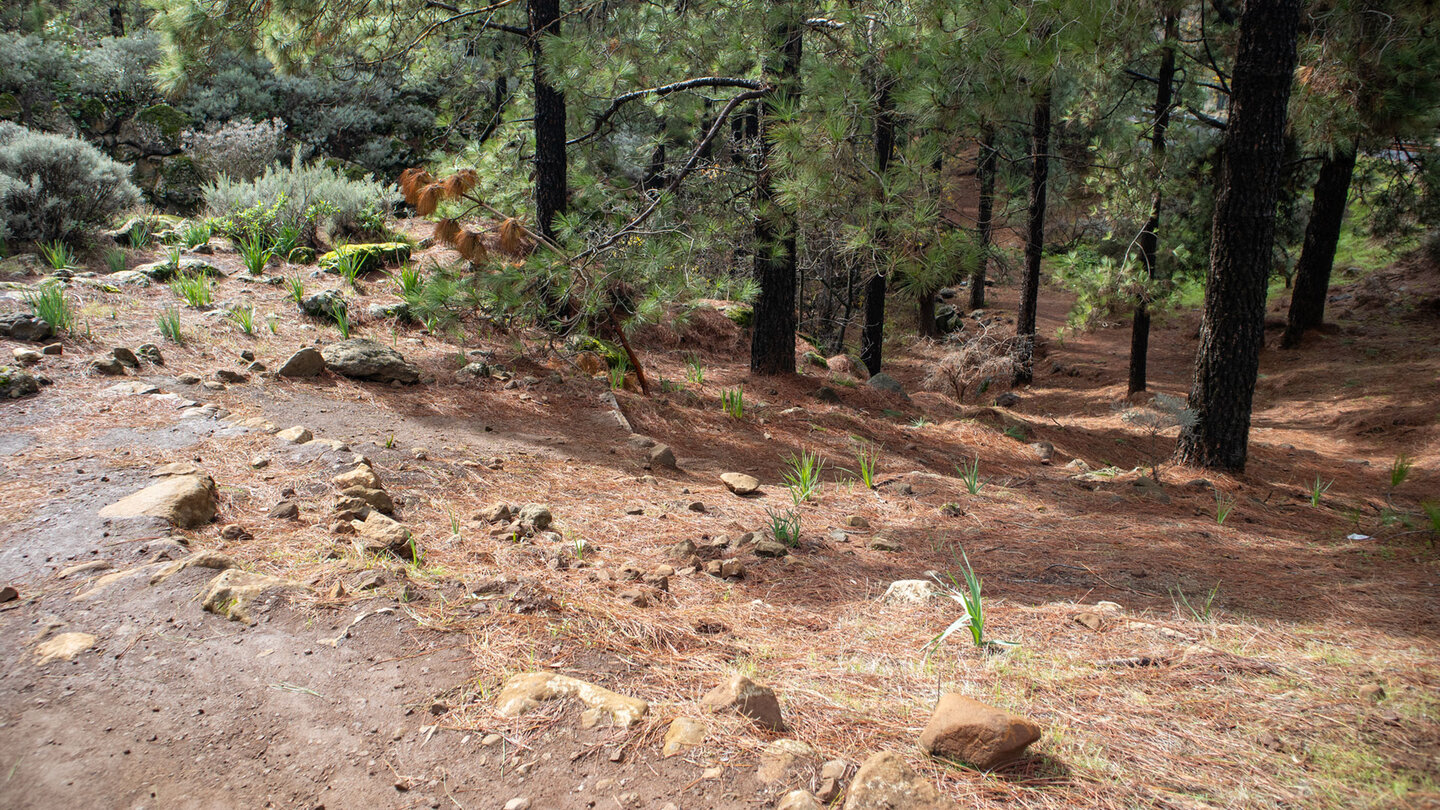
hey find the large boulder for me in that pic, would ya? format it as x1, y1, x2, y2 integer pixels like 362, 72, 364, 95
129, 257, 220, 282
0, 312, 54, 342
918, 693, 1041, 770
318, 242, 411, 274
321, 339, 420, 384
98, 473, 217, 528
200, 569, 294, 624
842, 751, 947, 810
866, 372, 907, 398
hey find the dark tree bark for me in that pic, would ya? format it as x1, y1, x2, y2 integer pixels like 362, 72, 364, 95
860, 74, 896, 375
528, 0, 567, 242
1281, 147, 1357, 348
1128, 14, 1177, 395
969, 123, 997, 312
109, 1, 125, 36
917, 292, 938, 339
1014, 84, 1052, 386
1175, 0, 1302, 472
750, 7, 804, 376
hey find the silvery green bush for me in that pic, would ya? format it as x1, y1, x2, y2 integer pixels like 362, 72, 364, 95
0, 122, 140, 244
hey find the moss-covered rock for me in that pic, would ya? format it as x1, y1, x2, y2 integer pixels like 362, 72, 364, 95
721, 303, 753, 328
319, 242, 411, 274
135, 103, 188, 141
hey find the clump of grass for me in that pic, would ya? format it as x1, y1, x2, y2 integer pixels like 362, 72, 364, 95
237, 231, 273, 276
104, 248, 126, 274
229, 305, 256, 335
1308, 476, 1333, 507
284, 276, 306, 304
333, 249, 365, 290
333, 303, 351, 338
180, 220, 211, 249
1171, 583, 1221, 623
126, 218, 153, 248
272, 224, 301, 260
721, 387, 745, 419
852, 443, 879, 489
782, 449, 824, 504
156, 306, 183, 343
393, 264, 423, 298
1421, 501, 1440, 539
765, 506, 802, 547
926, 547, 987, 655
1389, 454, 1413, 489
1215, 489, 1237, 525
684, 352, 704, 385
1003, 424, 1028, 441
957, 456, 983, 495
37, 240, 76, 271
170, 274, 213, 307
25, 283, 75, 332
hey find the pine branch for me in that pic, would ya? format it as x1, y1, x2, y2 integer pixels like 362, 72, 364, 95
568, 77, 763, 146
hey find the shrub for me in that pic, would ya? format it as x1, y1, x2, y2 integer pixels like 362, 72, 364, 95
923, 320, 1023, 403
183, 118, 286, 182
203, 150, 398, 243
0, 122, 141, 244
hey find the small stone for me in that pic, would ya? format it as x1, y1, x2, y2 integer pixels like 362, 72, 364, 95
776, 790, 823, 810
267, 500, 300, 520
177, 373, 201, 385
719, 559, 744, 578
687, 501, 706, 513
918, 693, 1042, 770
517, 504, 552, 531
661, 717, 706, 757
844, 750, 946, 809
276, 426, 313, 444
844, 515, 869, 528
42, 344, 62, 356
250, 456, 270, 469
277, 347, 326, 378
34, 632, 98, 665
649, 444, 677, 469
1073, 612, 1103, 631
495, 672, 647, 728
477, 503, 511, 523
617, 588, 649, 607
354, 571, 385, 591
214, 368, 248, 384
201, 380, 226, 391
700, 674, 785, 731
866, 372, 907, 398
882, 580, 934, 604
99, 473, 217, 528
753, 538, 789, 558
333, 465, 382, 490
720, 472, 760, 495
503, 799, 531, 810
0, 585, 17, 603
12, 348, 41, 365
111, 347, 139, 368
481, 733, 503, 746
1030, 441, 1055, 463
90, 356, 126, 376
1359, 684, 1386, 702
868, 536, 903, 552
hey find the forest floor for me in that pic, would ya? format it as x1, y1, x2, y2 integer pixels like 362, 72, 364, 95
0, 229, 1436, 810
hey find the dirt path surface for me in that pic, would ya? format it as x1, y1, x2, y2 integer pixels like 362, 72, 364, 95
0, 239, 1437, 809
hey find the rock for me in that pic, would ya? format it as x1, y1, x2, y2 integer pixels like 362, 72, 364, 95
1359, 684, 1386, 702
843, 750, 947, 810
817, 759, 848, 803
827, 354, 868, 380
34, 632, 98, 665
753, 538, 789, 558
813, 386, 842, 404
881, 481, 914, 496
276, 426, 313, 443
333, 465, 382, 491
133, 343, 163, 365
844, 515, 869, 528
649, 443, 678, 469
669, 539, 698, 560
495, 672, 648, 728
868, 537, 903, 552
200, 569, 293, 624
758, 739, 816, 783
177, 372, 201, 385
866, 372, 907, 398
0, 312, 55, 342
478, 503, 512, 524
917, 693, 1042, 770
98, 473, 216, 528
354, 571, 385, 591
263, 499, 298, 520
42, 343, 62, 356
517, 504, 552, 531
0, 585, 16, 602
110, 347, 139, 368
219, 523, 252, 541
882, 580, 935, 604
271, 346, 326, 379
1030, 441, 1054, 463
1073, 612, 1103, 631
321, 339, 420, 384
318, 242, 411, 274
720, 472, 760, 495
132, 257, 219, 281
994, 392, 1021, 407
339, 486, 394, 515
214, 368, 248, 384
455, 362, 490, 381
148, 550, 239, 585
90, 356, 127, 376
503, 799, 531, 810
662, 717, 706, 757
298, 289, 348, 320
0, 366, 41, 398
12, 348, 41, 365
353, 512, 413, 558
777, 790, 824, 810
701, 674, 785, 731
687, 501, 706, 513
366, 301, 411, 321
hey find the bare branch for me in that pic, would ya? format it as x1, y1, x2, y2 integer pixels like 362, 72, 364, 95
568, 77, 763, 146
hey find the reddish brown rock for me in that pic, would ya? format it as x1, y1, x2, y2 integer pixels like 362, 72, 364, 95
918, 693, 1041, 770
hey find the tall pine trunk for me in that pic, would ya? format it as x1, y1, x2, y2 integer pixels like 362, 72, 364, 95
969, 123, 996, 312
860, 72, 896, 375
529, 0, 566, 243
1014, 85, 1052, 386
1128, 14, 1177, 395
1281, 147, 1357, 348
750, 8, 803, 376
1174, 0, 1302, 472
